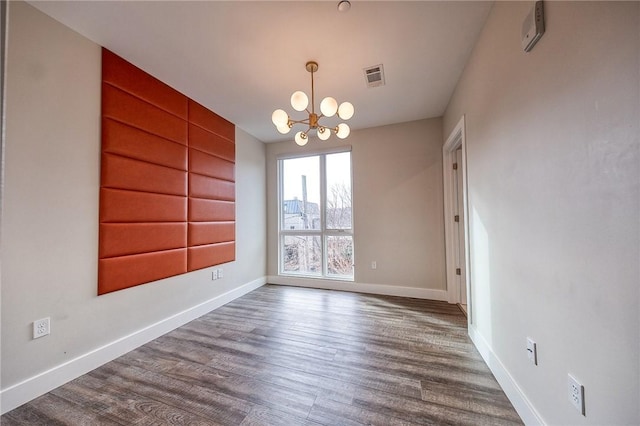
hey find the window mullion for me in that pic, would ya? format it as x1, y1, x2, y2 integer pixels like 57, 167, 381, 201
277, 159, 284, 273
320, 154, 327, 277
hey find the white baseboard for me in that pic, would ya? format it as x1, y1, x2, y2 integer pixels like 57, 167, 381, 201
267, 275, 448, 301
468, 325, 545, 426
0, 276, 266, 415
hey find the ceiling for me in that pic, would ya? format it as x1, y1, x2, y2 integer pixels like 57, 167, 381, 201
29, 1, 493, 143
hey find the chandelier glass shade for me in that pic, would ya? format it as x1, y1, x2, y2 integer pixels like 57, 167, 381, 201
272, 61, 354, 146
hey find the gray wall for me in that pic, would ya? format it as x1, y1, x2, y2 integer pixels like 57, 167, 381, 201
1, 1, 266, 392
444, 2, 639, 424
266, 118, 447, 296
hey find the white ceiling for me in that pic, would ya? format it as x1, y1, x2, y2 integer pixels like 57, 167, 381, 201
29, 1, 493, 143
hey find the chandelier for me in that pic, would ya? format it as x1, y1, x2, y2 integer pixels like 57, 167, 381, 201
271, 61, 354, 146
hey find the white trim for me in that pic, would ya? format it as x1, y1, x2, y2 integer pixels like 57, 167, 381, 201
0, 277, 266, 415
468, 325, 546, 426
267, 275, 448, 301
276, 145, 352, 160
442, 116, 471, 317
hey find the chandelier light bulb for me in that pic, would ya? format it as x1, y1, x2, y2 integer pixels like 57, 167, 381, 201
336, 123, 350, 139
317, 127, 331, 141
272, 109, 288, 127
294, 131, 308, 146
338, 102, 354, 120
320, 97, 338, 117
276, 123, 291, 134
290, 91, 309, 112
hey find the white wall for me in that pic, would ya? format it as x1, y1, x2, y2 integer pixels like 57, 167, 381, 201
266, 119, 447, 299
444, 2, 639, 424
1, 1, 266, 412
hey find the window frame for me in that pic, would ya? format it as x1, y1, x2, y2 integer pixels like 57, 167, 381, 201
277, 147, 354, 280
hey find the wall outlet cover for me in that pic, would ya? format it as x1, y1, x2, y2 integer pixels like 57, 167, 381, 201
33, 317, 50, 339
568, 374, 585, 415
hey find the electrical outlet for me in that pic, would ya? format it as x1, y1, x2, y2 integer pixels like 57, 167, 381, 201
526, 337, 537, 365
371, 261, 377, 270
568, 374, 585, 415
33, 317, 50, 339
212, 270, 218, 280
217, 268, 223, 278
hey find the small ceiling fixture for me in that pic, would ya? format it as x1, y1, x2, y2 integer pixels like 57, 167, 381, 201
272, 61, 354, 146
337, 0, 351, 12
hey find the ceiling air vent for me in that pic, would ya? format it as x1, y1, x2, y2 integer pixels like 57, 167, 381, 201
364, 64, 385, 88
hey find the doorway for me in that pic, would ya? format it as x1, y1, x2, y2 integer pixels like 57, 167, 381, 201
443, 116, 471, 321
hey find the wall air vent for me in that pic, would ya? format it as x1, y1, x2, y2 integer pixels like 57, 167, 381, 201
364, 64, 385, 88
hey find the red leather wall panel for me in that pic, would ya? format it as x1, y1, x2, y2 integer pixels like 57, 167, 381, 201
102, 119, 187, 171
189, 124, 235, 163
189, 148, 234, 181
103, 84, 188, 145
187, 97, 235, 272
102, 49, 188, 119
188, 199, 235, 222
188, 222, 235, 247
99, 249, 188, 294
189, 100, 235, 141
99, 48, 235, 294
189, 174, 235, 201
100, 189, 187, 223
187, 242, 235, 272
101, 153, 187, 197
100, 223, 187, 258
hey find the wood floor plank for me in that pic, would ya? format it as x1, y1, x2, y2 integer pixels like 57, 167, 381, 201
3, 393, 124, 426
163, 360, 317, 418
51, 373, 222, 426
1, 285, 522, 425
352, 386, 518, 426
90, 361, 252, 424
239, 405, 322, 426
308, 396, 421, 426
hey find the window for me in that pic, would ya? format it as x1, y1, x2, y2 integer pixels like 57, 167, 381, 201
278, 150, 353, 279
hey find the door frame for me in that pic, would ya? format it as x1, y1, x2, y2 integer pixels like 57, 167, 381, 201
443, 116, 472, 320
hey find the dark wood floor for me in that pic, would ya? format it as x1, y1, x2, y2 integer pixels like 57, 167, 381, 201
2, 285, 522, 425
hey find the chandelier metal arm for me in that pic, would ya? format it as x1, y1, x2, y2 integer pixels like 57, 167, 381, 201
288, 118, 310, 125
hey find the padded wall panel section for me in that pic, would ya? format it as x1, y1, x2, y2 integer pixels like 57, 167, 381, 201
102, 84, 187, 145
99, 249, 188, 294
189, 174, 235, 201
189, 124, 235, 163
188, 199, 235, 222
188, 222, 235, 247
101, 153, 187, 196
100, 189, 187, 224
102, 119, 187, 171
102, 49, 188, 119
99, 49, 235, 294
189, 100, 235, 141
187, 99, 235, 272
187, 242, 235, 272
99, 48, 189, 295
100, 223, 187, 258
189, 148, 234, 181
